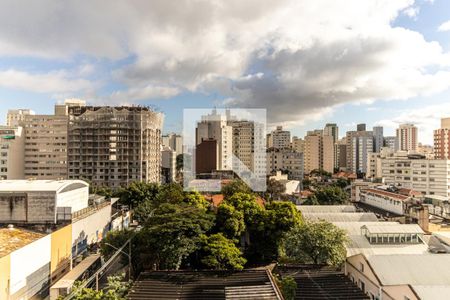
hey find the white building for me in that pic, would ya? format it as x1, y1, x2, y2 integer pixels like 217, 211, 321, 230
359, 188, 410, 215
269, 171, 300, 195
380, 154, 450, 197
346, 126, 374, 175
162, 133, 183, 156
161, 146, 176, 183
0, 126, 24, 180
0, 180, 89, 224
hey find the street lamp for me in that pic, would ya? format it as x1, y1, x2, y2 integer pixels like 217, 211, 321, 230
104, 242, 132, 281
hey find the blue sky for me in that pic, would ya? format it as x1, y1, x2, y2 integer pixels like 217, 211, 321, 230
0, 0, 449, 144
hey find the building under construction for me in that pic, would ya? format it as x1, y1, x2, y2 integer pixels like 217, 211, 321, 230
67, 106, 164, 189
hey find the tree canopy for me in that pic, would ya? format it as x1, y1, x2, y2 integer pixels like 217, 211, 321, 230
304, 186, 348, 205
199, 233, 247, 270
283, 221, 348, 266
221, 179, 252, 199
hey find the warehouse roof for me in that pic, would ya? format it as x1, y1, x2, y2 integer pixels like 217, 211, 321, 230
0, 227, 44, 258
296, 205, 356, 213
303, 212, 378, 222
367, 254, 450, 285
362, 224, 424, 234
411, 285, 450, 300
363, 188, 409, 201
0, 180, 88, 193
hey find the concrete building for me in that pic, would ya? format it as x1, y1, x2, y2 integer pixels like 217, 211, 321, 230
336, 138, 347, 171
359, 187, 410, 216
0, 126, 24, 180
23, 106, 70, 180
269, 171, 300, 195
384, 136, 397, 150
230, 120, 255, 173
0, 180, 89, 224
195, 139, 218, 174
304, 130, 334, 174
67, 106, 163, 188
323, 123, 339, 169
396, 123, 418, 151
161, 146, 176, 183
6, 109, 35, 127
291, 136, 305, 153
346, 126, 374, 175
417, 143, 434, 159
267, 126, 290, 149
196, 110, 232, 171
267, 148, 303, 180
380, 153, 450, 197
372, 126, 383, 153
162, 133, 183, 156
434, 117, 450, 159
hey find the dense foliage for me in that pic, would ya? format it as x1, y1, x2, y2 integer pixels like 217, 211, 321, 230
283, 221, 348, 267
304, 186, 348, 205
68, 274, 131, 300
274, 275, 297, 300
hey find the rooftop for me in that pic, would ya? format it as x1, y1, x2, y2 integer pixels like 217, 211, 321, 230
363, 188, 409, 201
303, 212, 378, 222
296, 205, 356, 214
0, 227, 45, 258
0, 180, 88, 193
362, 224, 424, 234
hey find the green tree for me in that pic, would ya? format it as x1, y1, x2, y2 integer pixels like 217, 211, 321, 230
283, 221, 348, 266
184, 191, 210, 211
333, 178, 350, 189
267, 178, 286, 200
200, 233, 247, 270
226, 192, 264, 227
176, 154, 184, 171
274, 275, 297, 300
140, 203, 215, 270
118, 182, 160, 208
155, 182, 185, 206
215, 203, 245, 240
221, 179, 252, 199
306, 186, 348, 205
70, 274, 131, 300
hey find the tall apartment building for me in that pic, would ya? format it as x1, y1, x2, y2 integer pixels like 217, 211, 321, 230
267, 126, 290, 149
23, 104, 72, 179
336, 138, 347, 171
434, 117, 450, 159
291, 136, 305, 153
373, 126, 384, 153
323, 123, 339, 169
304, 130, 334, 174
396, 123, 418, 151
384, 136, 397, 150
267, 148, 303, 180
162, 133, 183, 156
6, 109, 35, 127
161, 146, 176, 183
380, 153, 450, 197
346, 124, 373, 175
0, 126, 24, 179
196, 110, 233, 171
230, 120, 254, 173
67, 106, 164, 188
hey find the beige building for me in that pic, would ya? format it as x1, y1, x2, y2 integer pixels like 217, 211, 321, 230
396, 123, 418, 151
23, 106, 70, 179
346, 127, 374, 174
291, 136, 305, 153
434, 117, 450, 159
162, 133, 183, 156
304, 130, 334, 174
267, 126, 290, 149
6, 109, 35, 127
161, 146, 176, 183
0, 126, 24, 179
380, 152, 450, 197
267, 148, 303, 180
67, 106, 163, 188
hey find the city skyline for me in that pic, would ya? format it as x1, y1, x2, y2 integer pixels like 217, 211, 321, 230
0, 1, 450, 144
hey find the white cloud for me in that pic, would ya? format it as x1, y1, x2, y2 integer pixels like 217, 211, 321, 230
403, 6, 420, 18
0, 0, 449, 123
438, 20, 450, 32
0, 69, 95, 94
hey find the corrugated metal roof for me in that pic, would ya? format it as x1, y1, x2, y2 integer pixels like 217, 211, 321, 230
303, 212, 378, 222
296, 205, 356, 213
411, 285, 450, 300
367, 254, 450, 285
362, 224, 424, 234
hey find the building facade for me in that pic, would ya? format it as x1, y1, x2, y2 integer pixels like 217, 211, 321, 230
267, 126, 290, 149
434, 117, 450, 159
162, 133, 183, 156
373, 126, 384, 153
396, 123, 418, 151
267, 148, 303, 180
0, 126, 24, 180
6, 109, 35, 127
346, 126, 374, 175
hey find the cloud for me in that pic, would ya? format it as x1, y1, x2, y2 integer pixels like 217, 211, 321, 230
403, 6, 420, 18
0, 69, 95, 94
0, 0, 449, 124
438, 20, 450, 32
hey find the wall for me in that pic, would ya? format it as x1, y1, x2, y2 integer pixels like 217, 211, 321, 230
9, 235, 51, 300
71, 204, 112, 258
383, 285, 418, 300
360, 192, 404, 215
50, 225, 72, 284
56, 187, 89, 214
26, 192, 56, 223
346, 255, 381, 299
0, 193, 28, 222
0, 254, 10, 300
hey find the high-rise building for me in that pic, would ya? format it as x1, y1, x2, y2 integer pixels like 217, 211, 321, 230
336, 138, 347, 171
357, 123, 366, 132
384, 136, 397, 150
6, 109, 35, 127
162, 133, 183, 156
161, 146, 176, 183
267, 148, 303, 180
267, 126, 290, 149
23, 104, 72, 179
304, 130, 334, 174
0, 126, 24, 179
373, 126, 384, 153
323, 123, 339, 169
195, 139, 218, 174
229, 120, 254, 173
346, 124, 373, 174
67, 105, 164, 188
196, 110, 233, 171
434, 117, 450, 159
291, 136, 305, 153
396, 123, 418, 151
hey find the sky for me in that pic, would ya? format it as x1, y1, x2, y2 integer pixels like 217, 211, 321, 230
0, 0, 449, 144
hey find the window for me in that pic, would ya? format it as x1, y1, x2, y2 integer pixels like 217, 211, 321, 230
359, 262, 364, 272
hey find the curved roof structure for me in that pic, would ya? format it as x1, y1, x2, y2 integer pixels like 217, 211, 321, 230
0, 180, 88, 193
